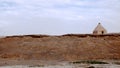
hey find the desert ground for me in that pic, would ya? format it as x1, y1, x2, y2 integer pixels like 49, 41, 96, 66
0, 34, 120, 68
0, 59, 120, 68
0, 60, 120, 68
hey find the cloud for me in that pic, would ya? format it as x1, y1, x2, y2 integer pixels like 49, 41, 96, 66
0, 0, 120, 35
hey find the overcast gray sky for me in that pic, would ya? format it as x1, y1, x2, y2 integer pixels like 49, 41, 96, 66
0, 0, 120, 36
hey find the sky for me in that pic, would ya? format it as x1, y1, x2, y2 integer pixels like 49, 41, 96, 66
0, 0, 120, 36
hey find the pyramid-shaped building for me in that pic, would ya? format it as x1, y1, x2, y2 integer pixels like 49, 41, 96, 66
93, 23, 107, 34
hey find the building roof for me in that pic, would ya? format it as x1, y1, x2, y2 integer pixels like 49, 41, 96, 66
93, 23, 107, 32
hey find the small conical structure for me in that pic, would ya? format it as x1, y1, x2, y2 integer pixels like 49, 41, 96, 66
93, 23, 107, 34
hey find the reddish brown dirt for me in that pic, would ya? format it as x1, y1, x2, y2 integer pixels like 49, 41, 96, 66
0, 34, 120, 61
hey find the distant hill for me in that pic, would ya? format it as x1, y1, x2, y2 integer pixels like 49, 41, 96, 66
0, 34, 120, 61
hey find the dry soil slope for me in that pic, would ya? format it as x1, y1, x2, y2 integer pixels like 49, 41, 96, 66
0, 34, 120, 61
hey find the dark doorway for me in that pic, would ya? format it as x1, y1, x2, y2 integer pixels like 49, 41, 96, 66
102, 31, 104, 34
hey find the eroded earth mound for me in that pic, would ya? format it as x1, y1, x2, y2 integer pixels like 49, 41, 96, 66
0, 34, 120, 61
